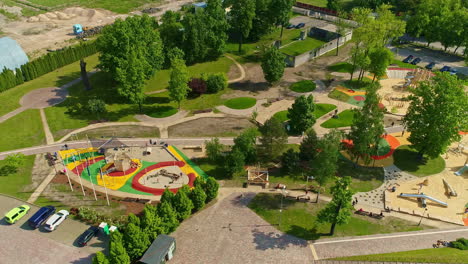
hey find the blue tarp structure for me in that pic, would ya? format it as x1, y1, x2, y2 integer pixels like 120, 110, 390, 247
193, 2, 207, 8
0, 37, 29, 71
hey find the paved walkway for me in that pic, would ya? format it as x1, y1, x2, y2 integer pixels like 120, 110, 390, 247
39, 108, 54, 144
27, 167, 57, 203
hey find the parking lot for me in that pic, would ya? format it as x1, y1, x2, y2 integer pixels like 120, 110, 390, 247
0, 195, 106, 264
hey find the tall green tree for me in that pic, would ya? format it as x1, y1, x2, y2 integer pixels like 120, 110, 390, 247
168, 58, 190, 109
159, 11, 183, 51
204, 177, 219, 202
92, 251, 109, 264
205, 137, 225, 163
230, 0, 256, 52
223, 148, 245, 177
404, 73, 468, 158
97, 15, 163, 113
249, 0, 275, 41
317, 176, 354, 235
189, 184, 207, 212
205, 0, 229, 58
261, 46, 286, 85
127, 213, 141, 227
123, 223, 150, 260
173, 185, 194, 221
108, 231, 130, 264
313, 129, 342, 201
299, 129, 319, 161
270, 0, 294, 39
141, 204, 163, 241
281, 148, 300, 175
156, 201, 179, 233
258, 117, 288, 161
287, 95, 316, 135
233, 128, 258, 164
160, 188, 175, 207
87, 98, 106, 119
327, 0, 343, 11
368, 48, 393, 81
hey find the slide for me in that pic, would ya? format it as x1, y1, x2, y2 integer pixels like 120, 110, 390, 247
454, 164, 468, 176
399, 193, 448, 207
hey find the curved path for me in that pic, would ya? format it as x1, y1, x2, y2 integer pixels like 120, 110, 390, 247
226, 54, 246, 83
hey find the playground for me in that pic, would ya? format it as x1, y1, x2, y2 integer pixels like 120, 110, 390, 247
58, 144, 208, 197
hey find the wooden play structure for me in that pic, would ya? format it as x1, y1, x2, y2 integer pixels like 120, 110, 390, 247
403, 68, 434, 89
247, 167, 269, 188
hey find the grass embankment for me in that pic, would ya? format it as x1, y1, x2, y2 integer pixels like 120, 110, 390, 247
27, 0, 162, 13
71, 125, 160, 140
320, 109, 354, 128
0, 109, 44, 152
333, 248, 468, 263
393, 145, 445, 176
289, 80, 316, 93
328, 62, 354, 73
248, 193, 429, 240
0, 155, 36, 201
280, 37, 325, 56
224, 97, 257, 109
273, 103, 337, 123
390, 59, 419, 69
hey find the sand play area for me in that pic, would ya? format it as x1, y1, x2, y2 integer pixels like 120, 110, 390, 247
378, 78, 411, 115
386, 136, 468, 225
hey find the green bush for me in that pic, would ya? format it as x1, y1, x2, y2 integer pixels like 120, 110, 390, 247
451, 238, 468, 250
204, 72, 228, 93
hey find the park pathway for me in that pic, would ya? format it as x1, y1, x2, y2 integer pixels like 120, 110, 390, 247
39, 108, 54, 145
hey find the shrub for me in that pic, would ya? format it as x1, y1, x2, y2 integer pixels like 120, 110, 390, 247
204, 73, 228, 93
188, 78, 207, 95
451, 238, 468, 250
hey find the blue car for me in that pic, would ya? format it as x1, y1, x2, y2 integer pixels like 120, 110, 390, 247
295, 23, 305, 29
402, 55, 414, 63
425, 62, 436, 70
286, 24, 295, 29
440, 66, 451, 72
410, 57, 422, 65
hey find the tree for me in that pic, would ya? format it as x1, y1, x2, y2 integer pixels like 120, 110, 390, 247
203, 177, 219, 202
270, 0, 294, 39
299, 129, 319, 161
0, 153, 26, 176
233, 128, 258, 164
97, 15, 163, 113
223, 148, 245, 177
347, 82, 384, 165
368, 48, 393, 81
92, 252, 109, 264
168, 58, 190, 109
261, 46, 286, 85
335, 15, 351, 56
160, 188, 175, 207
166, 47, 185, 68
188, 78, 207, 95
123, 223, 150, 260
404, 73, 468, 158
87, 99, 106, 119
287, 95, 316, 135
281, 148, 300, 175
327, 0, 343, 11
108, 231, 130, 264
181, 12, 210, 64
230, 0, 256, 52
258, 118, 288, 161
141, 204, 163, 241
203, 72, 228, 93
159, 11, 183, 51
173, 185, 194, 221
189, 184, 207, 212
205, 0, 229, 58
317, 176, 354, 235
127, 213, 141, 227
156, 201, 179, 233
313, 130, 342, 201
205, 138, 225, 163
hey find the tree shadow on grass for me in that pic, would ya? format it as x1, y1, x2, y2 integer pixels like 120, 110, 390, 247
251, 228, 309, 250
287, 225, 329, 240
337, 158, 384, 182
393, 147, 428, 173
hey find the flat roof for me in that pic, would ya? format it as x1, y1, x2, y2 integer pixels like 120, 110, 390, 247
139, 235, 175, 264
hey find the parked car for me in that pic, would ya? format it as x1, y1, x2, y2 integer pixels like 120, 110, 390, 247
425, 62, 436, 70
44, 210, 69, 231
286, 24, 295, 29
410, 57, 422, 65
449, 68, 458, 75
27, 205, 55, 229
440, 65, 451, 72
402, 55, 414, 63
295, 23, 305, 29
77, 226, 99, 247
4, 205, 30, 224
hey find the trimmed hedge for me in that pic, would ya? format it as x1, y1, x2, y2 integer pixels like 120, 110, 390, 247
0, 41, 98, 93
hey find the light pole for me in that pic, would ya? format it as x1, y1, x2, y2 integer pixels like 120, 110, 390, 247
418, 208, 428, 226
279, 188, 287, 228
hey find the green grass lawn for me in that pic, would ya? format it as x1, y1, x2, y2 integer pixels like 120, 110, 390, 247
224, 97, 257, 109
146, 106, 178, 118
0, 109, 44, 152
328, 62, 354, 73
273, 110, 289, 122
248, 193, 429, 240
333, 248, 468, 263
28, 0, 161, 13
145, 56, 233, 93
328, 89, 351, 102
336, 159, 384, 193
321, 109, 354, 128
289, 80, 316, 93
0, 54, 99, 117
393, 145, 445, 176
0, 155, 35, 201
280, 37, 325, 56
273, 103, 336, 123
390, 59, 419, 69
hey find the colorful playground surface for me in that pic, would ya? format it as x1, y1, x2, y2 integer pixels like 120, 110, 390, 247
342, 134, 401, 161
59, 145, 208, 196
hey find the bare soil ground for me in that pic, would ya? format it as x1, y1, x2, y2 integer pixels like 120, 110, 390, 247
73, 125, 160, 140
168, 117, 255, 138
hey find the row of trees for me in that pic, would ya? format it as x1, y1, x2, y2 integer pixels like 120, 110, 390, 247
93, 177, 219, 264
0, 41, 97, 93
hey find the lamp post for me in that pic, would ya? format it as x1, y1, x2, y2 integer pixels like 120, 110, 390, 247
418, 208, 428, 226
279, 188, 287, 228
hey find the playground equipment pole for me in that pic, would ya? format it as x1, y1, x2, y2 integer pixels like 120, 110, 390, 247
418, 208, 428, 226
73, 152, 86, 196
99, 167, 110, 206
62, 154, 73, 192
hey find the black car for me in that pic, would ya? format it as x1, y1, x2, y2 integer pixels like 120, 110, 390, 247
402, 55, 414, 63
295, 23, 305, 29
286, 24, 295, 29
410, 57, 422, 65
425, 62, 436, 70
77, 226, 99, 247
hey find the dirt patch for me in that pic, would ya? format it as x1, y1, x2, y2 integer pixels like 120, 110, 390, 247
228, 63, 269, 92
227, 61, 241, 80
72, 125, 160, 140
168, 117, 255, 137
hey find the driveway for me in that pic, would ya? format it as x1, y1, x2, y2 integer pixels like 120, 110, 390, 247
0, 195, 106, 264
170, 192, 313, 264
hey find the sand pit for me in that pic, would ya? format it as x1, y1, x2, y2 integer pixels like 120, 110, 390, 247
378, 78, 411, 115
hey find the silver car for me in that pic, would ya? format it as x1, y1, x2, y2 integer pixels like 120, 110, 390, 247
44, 210, 69, 231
